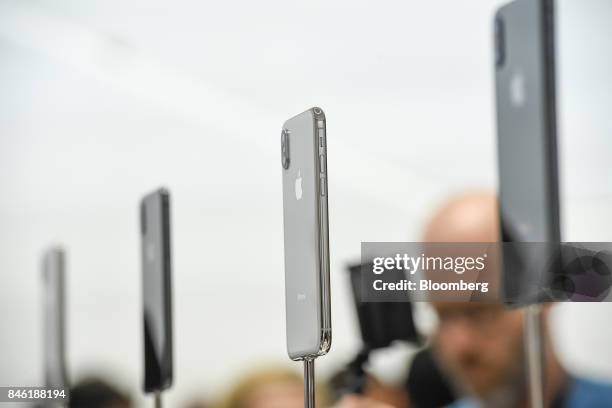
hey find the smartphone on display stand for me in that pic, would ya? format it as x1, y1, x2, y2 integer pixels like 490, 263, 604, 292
281, 107, 331, 408
494, 1, 558, 408
42, 247, 69, 390
495, 0, 560, 303
140, 188, 174, 407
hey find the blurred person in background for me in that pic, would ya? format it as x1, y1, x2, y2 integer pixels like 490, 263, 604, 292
405, 348, 456, 408
327, 368, 411, 408
425, 192, 612, 408
214, 365, 330, 408
335, 192, 612, 408
332, 349, 455, 408
185, 400, 211, 408
68, 377, 131, 408
365, 375, 410, 408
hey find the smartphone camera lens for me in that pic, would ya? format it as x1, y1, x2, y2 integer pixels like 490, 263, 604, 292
495, 16, 505, 68
281, 129, 290, 169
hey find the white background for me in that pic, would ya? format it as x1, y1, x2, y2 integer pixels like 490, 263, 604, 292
0, 0, 611, 406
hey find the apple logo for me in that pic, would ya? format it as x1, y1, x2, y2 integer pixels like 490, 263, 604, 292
510, 71, 526, 108
295, 170, 303, 200
297, 293, 307, 301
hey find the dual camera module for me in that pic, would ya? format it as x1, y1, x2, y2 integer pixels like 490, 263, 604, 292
281, 128, 290, 169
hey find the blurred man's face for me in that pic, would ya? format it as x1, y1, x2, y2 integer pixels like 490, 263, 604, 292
432, 303, 524, 397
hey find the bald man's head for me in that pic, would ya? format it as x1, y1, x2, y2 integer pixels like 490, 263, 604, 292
424, 192, 499, 243
425, 192, 525, 401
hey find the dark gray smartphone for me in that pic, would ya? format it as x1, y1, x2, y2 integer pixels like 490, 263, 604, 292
140, 188, 173, 392
281, 107, 331, 361
42, 247, 68, 389
494, 0, 560, 304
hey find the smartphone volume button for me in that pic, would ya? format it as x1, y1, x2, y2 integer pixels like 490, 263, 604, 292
319, 155, 326, 174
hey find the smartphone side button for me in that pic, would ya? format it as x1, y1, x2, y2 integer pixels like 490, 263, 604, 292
320, 177, 326, 196
320, 155, 326, 173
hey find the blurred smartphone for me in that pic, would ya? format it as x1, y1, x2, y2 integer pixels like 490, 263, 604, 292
42, 247, 68, 388
140, 188, 173, 392
494, 0, 560, 303
281, 107, 331, 360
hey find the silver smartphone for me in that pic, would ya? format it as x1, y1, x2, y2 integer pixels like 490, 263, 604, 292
494, 0, 560, 303
42, 247, 68, 389
281, 107, 331, 361
140, 188, 174, 392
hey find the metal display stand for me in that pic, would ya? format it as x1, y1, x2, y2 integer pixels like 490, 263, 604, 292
304, 358, 315, 408
525, 304, 545, 408
154, 391, 162, 408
